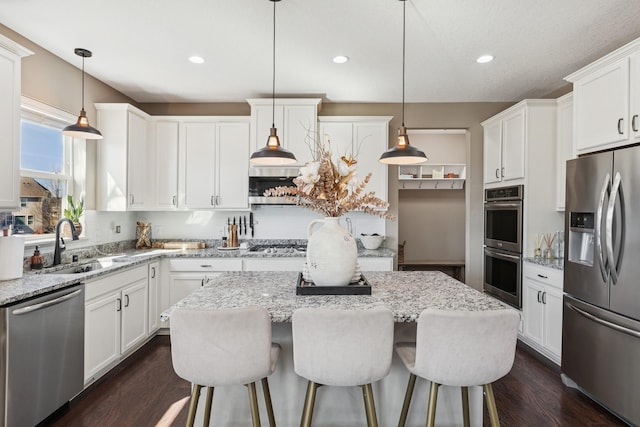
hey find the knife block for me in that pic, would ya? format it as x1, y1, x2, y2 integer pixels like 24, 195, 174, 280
228, 224, 239, 248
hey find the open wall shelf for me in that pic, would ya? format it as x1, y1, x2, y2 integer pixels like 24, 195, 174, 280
398, 164, 466, 190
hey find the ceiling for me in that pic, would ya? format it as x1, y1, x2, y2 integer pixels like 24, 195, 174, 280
2, 0, 640, 104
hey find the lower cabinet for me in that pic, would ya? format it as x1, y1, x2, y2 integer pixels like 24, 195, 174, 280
168, 258, 243, 306
148, 262, 160, 334
84, 265, 149, 385
521, 263, 563, 364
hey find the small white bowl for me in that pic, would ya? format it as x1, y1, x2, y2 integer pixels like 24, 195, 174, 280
360, 235, 384, 250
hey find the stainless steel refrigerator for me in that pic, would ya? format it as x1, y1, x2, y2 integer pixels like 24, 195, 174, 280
563, 145, 640, 426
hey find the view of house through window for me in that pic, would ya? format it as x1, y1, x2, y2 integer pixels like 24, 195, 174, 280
0, 113, 73, 236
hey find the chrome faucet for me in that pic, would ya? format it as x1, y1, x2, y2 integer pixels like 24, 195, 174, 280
53, 218, 79, 266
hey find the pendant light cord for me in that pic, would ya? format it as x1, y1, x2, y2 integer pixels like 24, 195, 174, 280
401, 0, 406, 127
81, 54, 86, 111
272, 0, 276, 128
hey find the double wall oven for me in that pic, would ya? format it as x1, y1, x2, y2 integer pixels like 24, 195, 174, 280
484, 185, 523, 308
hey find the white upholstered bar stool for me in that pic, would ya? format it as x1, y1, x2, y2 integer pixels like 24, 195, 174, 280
395, 308, 519, 427
170, 306, 280, 427
292, 307, 394, 427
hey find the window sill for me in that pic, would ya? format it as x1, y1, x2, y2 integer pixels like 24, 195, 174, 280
22, 235, 89, 250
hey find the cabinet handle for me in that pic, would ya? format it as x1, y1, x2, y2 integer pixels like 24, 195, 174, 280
117, 298, 122, 312
617, 118, 624, 135
201, 278, 204, 286
501, 167, 505, 178
537, 290, 541, 303
129, 194, 135, 205
537, 274, 548, 279
200, 264, 212, 268
542, 292, 547, 305
211, 196, 215, 206
124, 294, 130, 308
633, 114, 639, 132
216, 195, 221, 205
151, 266, 156, 278
172, 195, 176, 206
495, 168, 500, 179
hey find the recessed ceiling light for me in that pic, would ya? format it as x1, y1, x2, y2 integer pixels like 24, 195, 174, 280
188, 56, 205, 64
333, 55, 349, 64
476, 55, 494, 64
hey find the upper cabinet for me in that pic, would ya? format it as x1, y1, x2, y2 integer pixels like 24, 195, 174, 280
482, 107, 526, 185
248, 98, 321, 166
565, 38, 640, 155
556, 93, 573, 211
0, 36, 32, 209
96, 104, 151, 211
318, 117, 391, 204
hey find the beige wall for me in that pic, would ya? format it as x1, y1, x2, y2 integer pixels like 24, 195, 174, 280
3, 23, 515, 289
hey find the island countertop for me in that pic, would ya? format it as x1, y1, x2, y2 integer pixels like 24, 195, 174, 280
160, 270, 507, 323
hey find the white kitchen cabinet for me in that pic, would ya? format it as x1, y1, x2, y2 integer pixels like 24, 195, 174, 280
248, 99, 322, 166
318, 117, 391, 203
243, 257, 306, 272
148, 261, 160, 333
482, 107, 525, 185
150, 120, 179, 210
358, 257, 394, 271
168, 258, 243, 306
556, 93, 573, 211
179, 119, 250, 210
521, 262, 563, 365
0, 36, 32, 209
84, 265, 149, 384
565, 38, 640, 154
96, 103, 151, 211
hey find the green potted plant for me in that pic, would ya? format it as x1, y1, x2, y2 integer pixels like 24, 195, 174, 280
63, 195, 84, 236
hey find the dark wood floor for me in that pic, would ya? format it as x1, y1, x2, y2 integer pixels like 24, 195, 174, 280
43, 336, 626, 427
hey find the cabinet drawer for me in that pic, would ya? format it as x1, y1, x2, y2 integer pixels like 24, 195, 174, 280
524, 263, 563, 290
243, 258, 305, 272
168, 258, 242, 272
85, 265, 148, 301
358, 257, 394, 271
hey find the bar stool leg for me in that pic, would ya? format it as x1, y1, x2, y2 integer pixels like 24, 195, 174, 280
398, 373, 417, 427
185, 383, 202, 427
426, 382, 440, 427
484, 383, 500, 427
361, 383, 379, 427
248, 382, 262, 427
203, 386, 214, 427
300, 381, 319, 427
261, 377, 276, 427
461, 386, 470, 427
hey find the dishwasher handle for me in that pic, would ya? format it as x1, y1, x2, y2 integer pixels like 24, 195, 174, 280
12, 288, 83, 315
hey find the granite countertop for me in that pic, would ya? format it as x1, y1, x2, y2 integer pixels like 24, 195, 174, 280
0, 246, 395, 306
160, 271, 508, 323
524, 257, 564, 270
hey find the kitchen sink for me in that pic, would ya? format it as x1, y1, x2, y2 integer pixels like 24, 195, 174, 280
43, 259, 114, 275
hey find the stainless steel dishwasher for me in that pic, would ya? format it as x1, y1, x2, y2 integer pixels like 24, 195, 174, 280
0, 284, 84, 426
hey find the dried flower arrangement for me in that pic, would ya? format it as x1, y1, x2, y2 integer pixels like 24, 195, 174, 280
264, 140, 396, 219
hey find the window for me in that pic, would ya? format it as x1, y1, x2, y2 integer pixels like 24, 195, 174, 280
0, 98, 81, 239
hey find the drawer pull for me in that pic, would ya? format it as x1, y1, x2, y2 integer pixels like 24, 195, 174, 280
200, 264, 212, 268
633, 114, 639, 132
617, 118, 624, 135
537, 274, 548, 279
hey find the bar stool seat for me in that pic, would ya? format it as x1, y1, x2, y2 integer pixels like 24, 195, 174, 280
395, 308, 519, 427
292, 307, 394, 427
170, 306, 280, 427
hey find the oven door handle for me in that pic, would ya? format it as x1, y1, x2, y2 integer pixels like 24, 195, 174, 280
484, 202, 521, 209
484, 248, 521, 261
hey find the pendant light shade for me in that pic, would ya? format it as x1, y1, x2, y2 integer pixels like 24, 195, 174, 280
250, 0, 297, 165
62, 48, 103, 140
379, 0, 427, 165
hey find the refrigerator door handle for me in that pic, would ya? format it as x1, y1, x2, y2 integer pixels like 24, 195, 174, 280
566, 302, 640, 339
596, 173, 610, 282
606, 172, 622, 284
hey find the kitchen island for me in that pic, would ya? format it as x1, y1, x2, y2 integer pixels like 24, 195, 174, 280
161, 271, 508, 427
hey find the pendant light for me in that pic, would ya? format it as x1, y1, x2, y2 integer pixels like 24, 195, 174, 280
379, 0, 427, 165
250, 0, 297, 165
62, 48, 103, 140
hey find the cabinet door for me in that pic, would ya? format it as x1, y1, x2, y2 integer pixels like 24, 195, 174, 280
244, 258, 305, 271
542, 286, 563, 359
284, 105, 317, 165
0, 47, 21, 209
631, 52, 640, 142
556, 94, 573, 211
358, 257, 393, 271
483, 120, 502, 185
85, 292, 121, 383
523, 278, 544, 345
354, 122, 389, 203
181, 122, 217, 209
154, 121, 179, 210
126, 111, 149, 210
574, 58, 630, 154
169, 273, 206, 306
148, 262, 160, 333
502, 108, 526, 182
216, 122, 249, 209
121, 279, 149, 354
320, 121, 353, 154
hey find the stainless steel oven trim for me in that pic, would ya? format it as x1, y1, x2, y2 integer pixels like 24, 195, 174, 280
483, 247, 522, 309
484, 200, 523, 253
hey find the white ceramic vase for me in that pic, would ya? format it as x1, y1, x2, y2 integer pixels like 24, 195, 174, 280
306, 217, 357, 286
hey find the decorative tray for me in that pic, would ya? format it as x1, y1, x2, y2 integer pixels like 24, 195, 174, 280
296, 272, 371, 295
